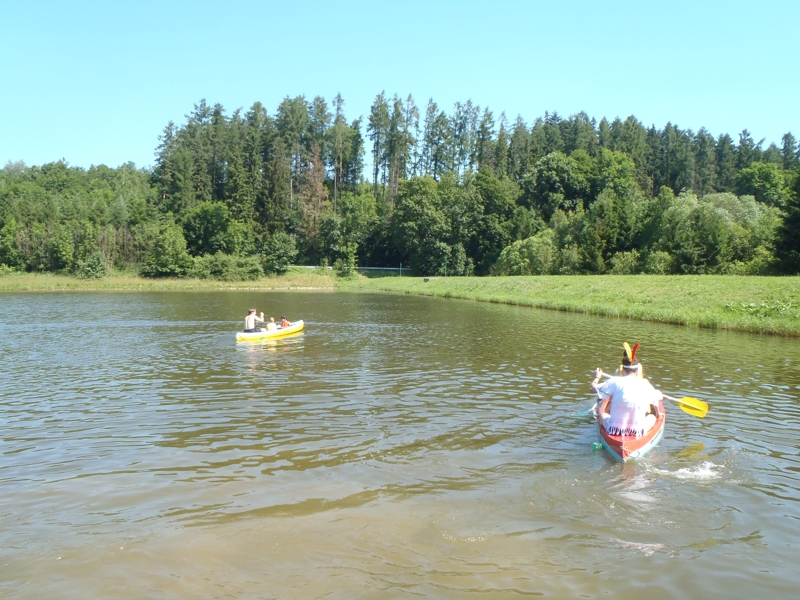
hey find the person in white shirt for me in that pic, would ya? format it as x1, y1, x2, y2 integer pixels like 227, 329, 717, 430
265, 317, 278, 332
591, 344, 663, 437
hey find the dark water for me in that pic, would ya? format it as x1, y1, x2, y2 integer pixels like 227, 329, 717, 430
1, 290, 799, 598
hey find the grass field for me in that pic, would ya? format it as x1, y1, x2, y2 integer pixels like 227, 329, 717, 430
342, 275, 800, 336
0, 268, 339, 292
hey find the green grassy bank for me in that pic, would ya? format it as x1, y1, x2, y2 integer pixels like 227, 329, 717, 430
0, 268, 339, 292
343, 275, 800, 336
4, 270, 799, 336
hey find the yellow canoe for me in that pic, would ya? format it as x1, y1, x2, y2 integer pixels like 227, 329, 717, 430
236, 320, 305, 342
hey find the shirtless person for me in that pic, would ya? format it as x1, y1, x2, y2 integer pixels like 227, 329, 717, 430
244, 308, 265, 333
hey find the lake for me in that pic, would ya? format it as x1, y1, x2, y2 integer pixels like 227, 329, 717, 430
1, 290, 799, 598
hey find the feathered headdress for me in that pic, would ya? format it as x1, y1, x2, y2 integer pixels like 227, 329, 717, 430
623, 342, 640, 364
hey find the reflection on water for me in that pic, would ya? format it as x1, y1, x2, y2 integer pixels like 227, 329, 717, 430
1, 290, 799, 598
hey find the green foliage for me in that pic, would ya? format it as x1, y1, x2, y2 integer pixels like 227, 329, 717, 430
75, 250, 109, 279
140, 223, 193, 277
494, 229, 557, 275
189, 252, 264, 281
182, 202, 233, 256
521, 152, 590, 218
642, 250, 674, 274
392, 177, 450, 275
608, 249, 641, 274
263, 232, 297, 274
735, 162, 789, 207
2, 98, 798, 279
587, 183, 645, 259
550, 208, 605, 273
725, 300, 798, 319
0, 217, 24, 269
317, 191, 379, 267
649, 192, 779, 274
775, 172, 800, 273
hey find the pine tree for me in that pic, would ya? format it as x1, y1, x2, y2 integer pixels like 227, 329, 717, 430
474, 108, 496, 171
562, 112, 597, 155
781, 132, 798, 170
693, 128, 717, 195
367, 92, 390, 199
508, 116, 530, 181
736, 129, 762, 170
276, 96, 310, 210
598, 118, 612, 149
327, 93, 350, 209
493, 113, 510, 177
715, 133, 737, 191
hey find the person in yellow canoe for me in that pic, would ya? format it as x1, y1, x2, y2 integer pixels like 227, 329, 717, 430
591, 343, 663, 437
280, 316, 291, 328
266, 317, 278, 332
244, 308, 265, 333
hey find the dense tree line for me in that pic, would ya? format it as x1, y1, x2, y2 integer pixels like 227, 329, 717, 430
1, 94, 799, 278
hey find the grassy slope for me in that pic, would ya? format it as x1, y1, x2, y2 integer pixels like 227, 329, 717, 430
0, 268, 339, 291
4, 270, 799, 336
343, 275, 800, 336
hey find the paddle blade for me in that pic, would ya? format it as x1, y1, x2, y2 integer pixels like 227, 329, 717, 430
669, 395, 709, 418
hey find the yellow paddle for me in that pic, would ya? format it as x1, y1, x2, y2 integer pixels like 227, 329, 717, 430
663, 394, 708, 418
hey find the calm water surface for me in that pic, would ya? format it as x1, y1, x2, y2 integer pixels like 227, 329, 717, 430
1, 291, 799, 598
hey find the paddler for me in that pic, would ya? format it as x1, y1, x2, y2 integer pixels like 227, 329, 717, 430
591, 343, 663, 437
244, 308, 265, 333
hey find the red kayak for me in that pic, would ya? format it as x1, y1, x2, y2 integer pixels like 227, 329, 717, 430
596, 398, 666, 461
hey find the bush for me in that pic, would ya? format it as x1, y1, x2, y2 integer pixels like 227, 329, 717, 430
141, 224, 193, 278
263, 232, 297, 275
642, 250, 674, 274
555, 244, 581, 274
494, 229, 556, 275
334, 242, 357, 276
0, 218, 24, 270
75, 250, 109, 279
725, 246, 776, 275
608, 249, 641, 274
189, 252, 264, 281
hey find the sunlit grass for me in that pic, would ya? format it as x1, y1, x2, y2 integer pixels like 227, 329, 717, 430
0, 268, 339, 291
342, 275, 800, 336
5, 270, 799, 336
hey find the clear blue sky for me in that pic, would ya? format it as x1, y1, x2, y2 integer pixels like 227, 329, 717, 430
2, 0, 797, 170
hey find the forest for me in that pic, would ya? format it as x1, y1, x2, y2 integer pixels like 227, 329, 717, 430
1, 93, 799, 279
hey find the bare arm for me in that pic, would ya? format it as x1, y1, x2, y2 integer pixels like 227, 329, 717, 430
590, 368, 604, 392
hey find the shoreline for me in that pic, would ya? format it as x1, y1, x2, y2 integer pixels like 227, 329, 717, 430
3, 272, 800, 337
0, 271, 339, 292
342, 275, 800, 337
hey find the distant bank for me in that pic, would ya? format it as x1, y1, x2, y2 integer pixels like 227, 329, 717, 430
2, 271, 798, 336
342, 275, 800, 337
0, 270, 338, 292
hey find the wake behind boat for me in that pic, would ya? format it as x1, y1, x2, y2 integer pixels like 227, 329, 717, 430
236, 320, 305, 342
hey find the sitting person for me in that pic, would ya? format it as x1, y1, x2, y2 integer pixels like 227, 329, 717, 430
266, 317, 278, 332
280, 316, 291, 328
244, 308, 265, 333
591, 343, 663, 437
